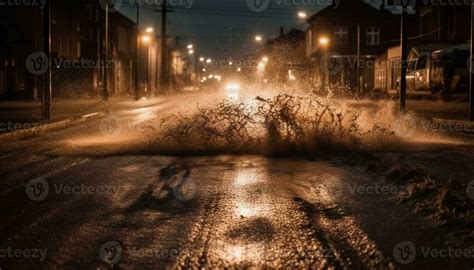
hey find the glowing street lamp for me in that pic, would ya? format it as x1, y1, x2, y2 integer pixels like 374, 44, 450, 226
199, 57, 205, 62
262, 56, 269, 63
229, 61, 233, 66
141, 35, 151, 43
187, 44, 193, 49
145, 27, 154, 33
255, 35, 263, 42
318, 36, 330, 47
206, 58, 212, 63
237, 67, 242, 72
298, 11, 307, 19
188, 49, 194, 55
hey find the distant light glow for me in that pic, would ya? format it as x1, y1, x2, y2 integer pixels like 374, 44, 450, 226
206, 58, 212, 63
145, 27, 154, 33
262, 56, 269, 63
188, 49, 194, 55
255, 35, 263, 42
298, 11, 307, 19
141, 35, 151, 43
237, 67, 242, 72
288, 70, 296, 81
319, 36, 330, 46
187, 44, 193, 49
199, 57, 205, 62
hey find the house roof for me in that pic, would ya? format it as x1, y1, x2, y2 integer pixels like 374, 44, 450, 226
307, 0, 395, 24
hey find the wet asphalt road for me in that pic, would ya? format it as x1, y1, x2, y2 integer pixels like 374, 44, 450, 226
0, 92, 472, 269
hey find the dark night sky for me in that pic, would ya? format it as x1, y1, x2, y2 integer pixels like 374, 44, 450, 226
119, 0, 384, 61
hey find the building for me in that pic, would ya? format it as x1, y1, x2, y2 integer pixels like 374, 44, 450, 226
0, 0, 137, 99
262, 28, 308, 86
305, 0, 403, 93
373, 2, 471, 94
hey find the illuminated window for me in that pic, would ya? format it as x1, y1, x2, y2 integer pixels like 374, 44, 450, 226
366, 27, 380, 46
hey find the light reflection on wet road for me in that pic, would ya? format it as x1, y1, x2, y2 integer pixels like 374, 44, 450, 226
0, 92, 466, 269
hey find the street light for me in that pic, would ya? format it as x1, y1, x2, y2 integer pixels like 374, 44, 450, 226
262, 56, 269, 63
229, 61, 233, 66
199, 57, 205, 62
145, 27, 154, 33
255, 35, 263, 42
318, 36, 330, 47
298, 11, 307, 19
142, 35, 151, 43
206, 58, 212, 63
237, 67, 242, 72
187, 44, 193, 49
188, 49, 194, 55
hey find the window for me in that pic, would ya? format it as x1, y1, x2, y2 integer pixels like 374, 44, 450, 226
334, 26, 348, 45
366, 27, 380, 46
416, 55, 427, 70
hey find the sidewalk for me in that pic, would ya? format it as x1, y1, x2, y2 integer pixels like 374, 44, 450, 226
0, 96, 165, 137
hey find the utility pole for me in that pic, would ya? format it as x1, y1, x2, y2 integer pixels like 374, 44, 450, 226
400, 6, 408, 111
103, 0, 109, 101
159, 1, 169, 91
135, 3, 140, 101
470, 2, 474, 121
42, 0, 51, 120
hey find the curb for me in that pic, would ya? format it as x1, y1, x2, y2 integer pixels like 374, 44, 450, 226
0, 112, 105, 143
